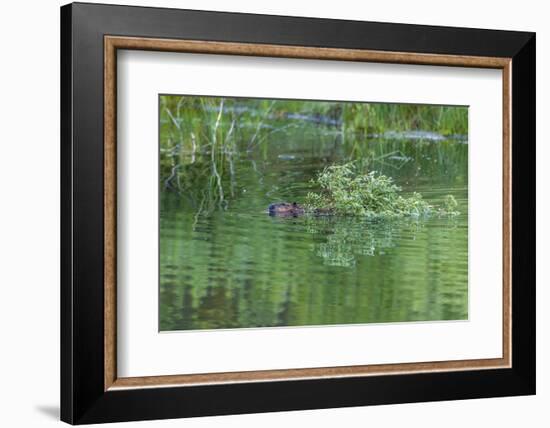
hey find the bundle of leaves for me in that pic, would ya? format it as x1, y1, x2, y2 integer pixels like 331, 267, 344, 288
305, 162, 458, 218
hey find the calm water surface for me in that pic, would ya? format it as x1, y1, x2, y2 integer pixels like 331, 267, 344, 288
159, 132, 468, 331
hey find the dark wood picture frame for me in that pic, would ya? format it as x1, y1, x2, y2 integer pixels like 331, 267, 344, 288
61, 2, 536, 424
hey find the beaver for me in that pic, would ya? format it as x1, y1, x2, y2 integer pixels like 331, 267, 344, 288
268, 202, 305, 217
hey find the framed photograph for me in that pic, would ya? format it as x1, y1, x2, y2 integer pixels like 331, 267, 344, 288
61, 2, 535, 424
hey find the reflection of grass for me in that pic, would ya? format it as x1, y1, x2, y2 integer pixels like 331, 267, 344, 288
305, 161, 459, 218
440, 194, 459, 216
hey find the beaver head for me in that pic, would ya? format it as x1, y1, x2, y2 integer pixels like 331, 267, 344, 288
268, 202, 305, 217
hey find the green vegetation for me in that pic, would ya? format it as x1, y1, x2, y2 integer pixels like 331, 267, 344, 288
341, 102, 468, 137
158, 95, 469, 331
160, 95, 468, 215
305, 161, 459, 218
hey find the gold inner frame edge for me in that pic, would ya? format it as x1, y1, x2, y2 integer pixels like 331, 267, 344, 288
104, 36, 512, 391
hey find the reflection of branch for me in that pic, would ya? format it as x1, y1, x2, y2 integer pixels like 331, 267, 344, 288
225, 120, 237, 197
190, 133, 197, 164
248, 101, 276, 148
192, 192, 207, 231
372, 150, 411, 170
164, 164, 181, 191
306, 217, 428, 267
254, 123, 301, 146
211, 100, 225, 208
224, 119, 236, 146
250, 159, 263, 184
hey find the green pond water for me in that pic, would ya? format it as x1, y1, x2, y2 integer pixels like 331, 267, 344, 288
159, 131, 468, 331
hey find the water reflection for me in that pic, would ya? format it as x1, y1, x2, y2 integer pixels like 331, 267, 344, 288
159, 130, 468, 331
305, 216, 428, 267
160, 198, 467, 331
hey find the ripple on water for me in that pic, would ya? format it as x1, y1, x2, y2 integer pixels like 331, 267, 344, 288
159, 138, 468, 330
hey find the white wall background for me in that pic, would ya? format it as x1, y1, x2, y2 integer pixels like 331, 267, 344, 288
0, 0, 545, 426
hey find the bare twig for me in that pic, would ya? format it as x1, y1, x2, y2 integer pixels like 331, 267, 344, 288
248, 100, 276, 148
224, 119, 237, 197
210, 100, 225, 208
